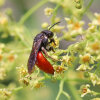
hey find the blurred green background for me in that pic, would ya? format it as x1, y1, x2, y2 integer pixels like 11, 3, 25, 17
4, 0, 100, 49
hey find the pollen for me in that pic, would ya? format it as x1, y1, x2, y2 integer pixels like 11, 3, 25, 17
8, 55, 15, 62
34, 82, 43, 89
56, 66, 64, 73
67, 57, 74, 66
91, 42, 100, 51
0, 54, 2, 61
19, 67, 27, 76
44, 7, 53, 16
97, 16, 100, 24
73, 22, 80, 30
82, 55, 90, 63
0, 17, 8, 26
65, 17, 73, 24
82, 88, 87, 93
94, 13, 100, 25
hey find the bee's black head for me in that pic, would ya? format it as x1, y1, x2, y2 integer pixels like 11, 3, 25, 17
42, 22, 61, 38
42, 30, 53, 38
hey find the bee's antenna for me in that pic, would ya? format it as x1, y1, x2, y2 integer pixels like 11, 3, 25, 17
49, 21, 60, 30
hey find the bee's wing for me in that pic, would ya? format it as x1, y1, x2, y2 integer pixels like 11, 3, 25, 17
27, 38, 43, 74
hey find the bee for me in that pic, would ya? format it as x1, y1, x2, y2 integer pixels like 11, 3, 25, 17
27, 22, 60, 74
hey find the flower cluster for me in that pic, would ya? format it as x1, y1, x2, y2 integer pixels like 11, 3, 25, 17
44, 7, 53, 16
80, 84, 91, 97
0, 0, 100, 100
17, 65, 45, 89
0, 88, 12, 99
89, 73, 100, 86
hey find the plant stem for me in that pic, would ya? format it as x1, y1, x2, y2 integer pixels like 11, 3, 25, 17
15, 30, 29, 47
62, 91, 70, 100
82, 0, 94, 16
56, 79, 70, 100
51, 0, 64, 24
86, 11, 95, 21
51, 4, 61, 24
19, 0, 48, 25
56, 80, 64, 100
13, 86, 23, 92
66, 81, 82, 100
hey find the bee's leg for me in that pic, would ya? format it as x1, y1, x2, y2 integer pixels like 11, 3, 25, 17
49, 38, 56, 45
46, 46, 55, 52
41, 47, 57, 61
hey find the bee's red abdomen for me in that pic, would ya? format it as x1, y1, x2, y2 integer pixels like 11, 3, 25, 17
36, 51, 54, 74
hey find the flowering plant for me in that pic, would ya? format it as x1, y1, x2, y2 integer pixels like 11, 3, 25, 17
0, 0, 100, 100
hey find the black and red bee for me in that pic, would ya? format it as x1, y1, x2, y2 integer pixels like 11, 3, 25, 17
27, 22, 60, 74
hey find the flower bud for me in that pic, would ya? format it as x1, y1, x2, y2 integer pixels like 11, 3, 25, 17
44, 7, 53, 16
75, 3, 82, 9
41, 22, 49, 29
74, 0, 80, 3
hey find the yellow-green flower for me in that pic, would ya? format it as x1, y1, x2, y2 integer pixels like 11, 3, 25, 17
0, 68, 6, 80
89, 73, 100, 86
0, 88, 12, 98
79, 53, 94, 64
80, 84, 91, 97
65, 17, 84, 37
92, 13, 100, 25
76, 64, 91, 71
44, 7, 53, 16
88, 23, 96, 32
52, 25, 65, 33
41, 22, 49, 29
